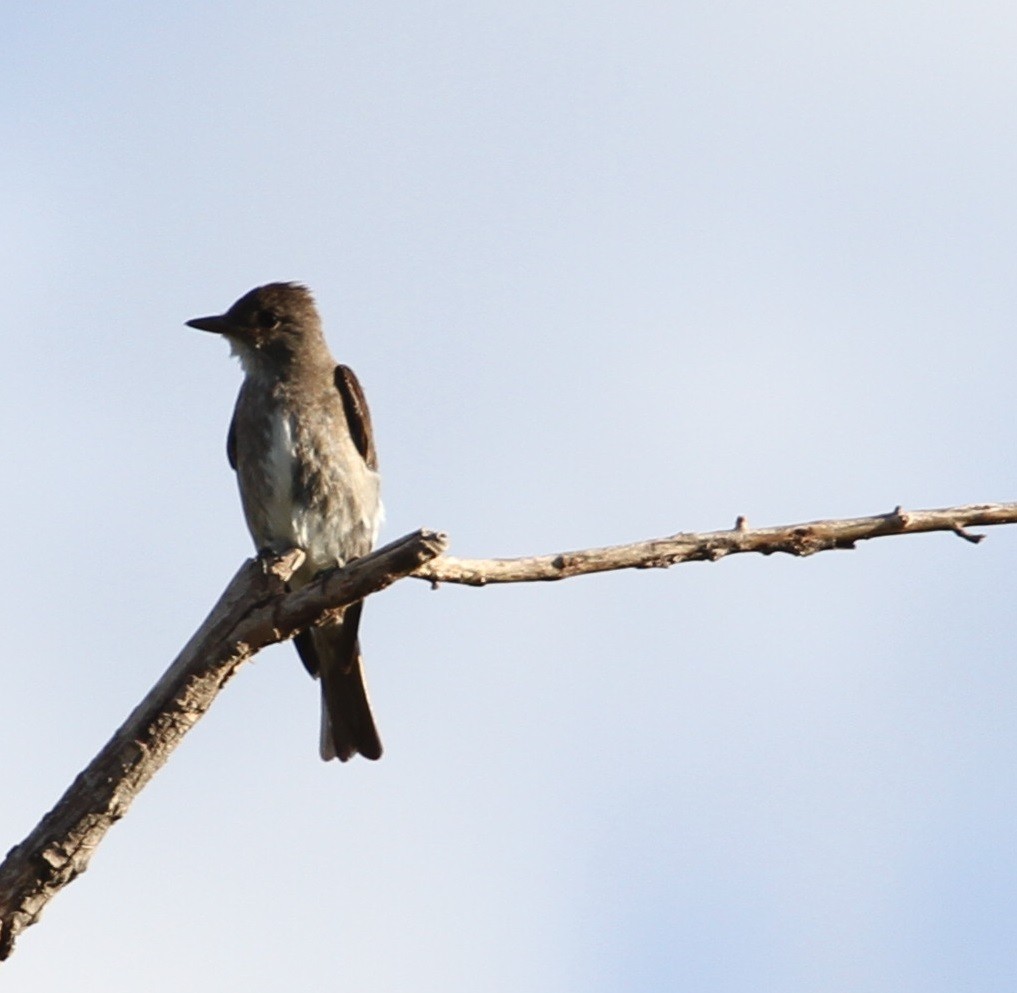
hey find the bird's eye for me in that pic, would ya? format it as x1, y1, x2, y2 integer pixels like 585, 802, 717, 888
256, 309, 280, 330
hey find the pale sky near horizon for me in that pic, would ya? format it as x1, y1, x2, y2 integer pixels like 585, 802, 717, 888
3, 3, 1017, 990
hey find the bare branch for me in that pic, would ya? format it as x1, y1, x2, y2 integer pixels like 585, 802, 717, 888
3, 500, 1015, 959
412, 503, 1017, 586
0, 529, 448, 962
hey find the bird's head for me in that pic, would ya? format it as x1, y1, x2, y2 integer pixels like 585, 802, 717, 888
186, 282, 323, 372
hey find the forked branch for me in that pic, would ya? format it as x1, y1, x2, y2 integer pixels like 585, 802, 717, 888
2, 500, 1015, 962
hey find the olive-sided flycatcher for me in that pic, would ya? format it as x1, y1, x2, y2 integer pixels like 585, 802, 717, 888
187, 282, 383, 762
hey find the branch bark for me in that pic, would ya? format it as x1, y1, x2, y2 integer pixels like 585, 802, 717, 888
412, 502, 1017, 586
0, 529, 448, 962
2, 500, 1015, 962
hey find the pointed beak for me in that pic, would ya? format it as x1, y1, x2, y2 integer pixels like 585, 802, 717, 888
185, 314, 232, 334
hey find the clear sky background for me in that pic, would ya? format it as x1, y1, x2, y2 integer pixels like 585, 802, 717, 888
2, 2, 1016, 990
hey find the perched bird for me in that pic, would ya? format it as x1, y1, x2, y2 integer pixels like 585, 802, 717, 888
187, 282, 383, 761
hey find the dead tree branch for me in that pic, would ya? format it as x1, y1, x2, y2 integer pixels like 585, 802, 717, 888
412, 502, 1017, 586
0, 529, 448, 962
2, 500, 1015, 961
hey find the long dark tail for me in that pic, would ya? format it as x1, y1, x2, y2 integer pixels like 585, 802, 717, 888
293, 600, 383, 762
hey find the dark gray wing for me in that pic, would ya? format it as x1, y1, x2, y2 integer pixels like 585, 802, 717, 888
226, 412, 238, 471
334, 364, 377, 470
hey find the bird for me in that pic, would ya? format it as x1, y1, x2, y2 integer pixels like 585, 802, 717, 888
186, 282, 383, 761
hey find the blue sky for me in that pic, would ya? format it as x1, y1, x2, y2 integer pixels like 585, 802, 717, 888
3, 2, 1017, 990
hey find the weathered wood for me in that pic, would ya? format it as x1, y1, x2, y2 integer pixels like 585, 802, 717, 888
0, 529, 448, 961
412, 503, 1017, 586
3, 500, 1015, 961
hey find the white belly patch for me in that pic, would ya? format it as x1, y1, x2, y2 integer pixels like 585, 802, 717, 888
256, 410, 381, 570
